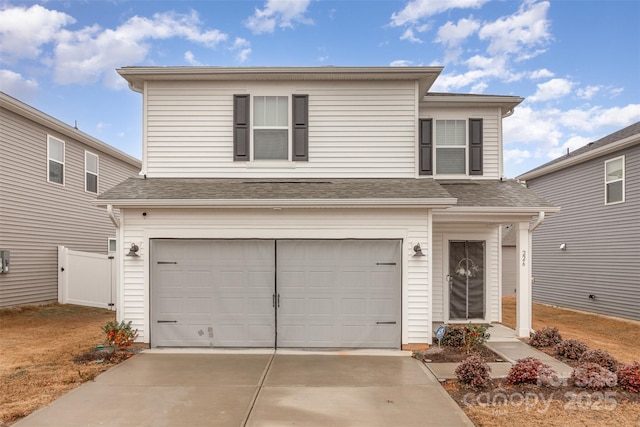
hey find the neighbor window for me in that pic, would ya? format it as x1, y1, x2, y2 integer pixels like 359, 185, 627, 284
253, 96, 289, 160
435, 120, 466, 174
85, 151, 99, 193
47, 135, 65, 185
605, 156, 625, 204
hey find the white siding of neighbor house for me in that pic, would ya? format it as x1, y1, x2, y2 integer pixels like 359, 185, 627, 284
0, 107, 140, 306
527, 144, 640, 320
419, 106, 502, 180
431, 224, 501, 323
119, 207, 432, 345
144, 80, 418, 178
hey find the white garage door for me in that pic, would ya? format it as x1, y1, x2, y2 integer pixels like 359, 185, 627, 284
151, 239, 401, 348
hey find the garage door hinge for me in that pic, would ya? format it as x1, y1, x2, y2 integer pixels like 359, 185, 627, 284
157, 261, 177, 264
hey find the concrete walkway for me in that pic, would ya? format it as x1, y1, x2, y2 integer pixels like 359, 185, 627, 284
426, 324, 573, 380
14, 352, 474, 427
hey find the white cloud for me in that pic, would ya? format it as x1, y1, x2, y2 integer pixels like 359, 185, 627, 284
436, 18, 480, 48
400, 28, 423, 43
504, 148, 531, 165
0, 69, 39, 100
529, 78, 573, 102
471, 81, 488, 93
53, 10, 227, 88
478, 1, 551, 56
184, 51, 202, 66
245, 0, 312, 34
390, 60, 413, 67
576, 85, 601, 100
230, 38, 251, 63
0, 4, 74, 61
390, 0, 489, 27
547, 135, 592, 158
529, 69, 554, 79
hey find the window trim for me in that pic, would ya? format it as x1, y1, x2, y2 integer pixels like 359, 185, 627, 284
604, 155, 625, 205
85, 150, 99, 194
433, 119, 468, 177
47, 135, 65, 185
251, 95, 291, 161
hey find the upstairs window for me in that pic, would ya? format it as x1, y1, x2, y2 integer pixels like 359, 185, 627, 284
419, 118, 483, 176
85, 151, 99, 193
605, 156, 624, 204
47, 135, 65, 185
254, 96, 288, 160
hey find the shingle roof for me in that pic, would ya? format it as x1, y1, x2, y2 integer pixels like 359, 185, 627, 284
98, 177, 452, 201
97, 177, 556, 210
519, 121, 640, 178
438, 180, 556, 208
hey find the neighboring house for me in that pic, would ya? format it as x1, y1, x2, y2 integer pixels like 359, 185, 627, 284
517, 122, 640, 321
501, 224, 517, 297
96, 66, 557, 349
0, 92, 141, 307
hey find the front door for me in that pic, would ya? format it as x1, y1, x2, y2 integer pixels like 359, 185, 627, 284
448, 240, 485, 320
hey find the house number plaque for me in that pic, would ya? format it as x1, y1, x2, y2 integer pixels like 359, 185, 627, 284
522, 250, 526, 267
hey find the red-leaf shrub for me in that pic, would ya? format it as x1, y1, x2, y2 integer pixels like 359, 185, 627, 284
571, 363, 617, 390
455, 355, 492, 390
578, 349, 619, 372
617, 361, 640, 393
529, 326, 562, 348
506, 357, 557, 386
556, 339, 589, 360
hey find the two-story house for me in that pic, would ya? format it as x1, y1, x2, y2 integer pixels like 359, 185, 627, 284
517, 122, 640, 321
97, 67, 557, 349
0, 92, 141, 307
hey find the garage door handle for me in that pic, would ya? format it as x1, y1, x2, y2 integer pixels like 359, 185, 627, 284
376, 321, 397, 325
157, 320, 178, 323
277, 294, 280, 308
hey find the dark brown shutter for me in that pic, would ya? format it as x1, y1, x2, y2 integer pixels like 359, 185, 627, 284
233, 94, 250, 161
469, 118, 483, 175
419, 119, 433, 175
292, 94, 308, 161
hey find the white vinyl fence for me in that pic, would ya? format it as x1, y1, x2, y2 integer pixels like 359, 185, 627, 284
58, 246, 116, 310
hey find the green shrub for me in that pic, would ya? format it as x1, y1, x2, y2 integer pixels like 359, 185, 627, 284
440, 324, 490, 353
556, 339, 589, 360
578, 349, 619, 372
103, 320, 138, 350
571, 363, 617, 390
617, 361, 640, 393
455, 355, 492, 390
529, 326, 562, 348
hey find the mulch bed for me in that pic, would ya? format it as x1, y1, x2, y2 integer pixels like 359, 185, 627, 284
415, 344, 505, 363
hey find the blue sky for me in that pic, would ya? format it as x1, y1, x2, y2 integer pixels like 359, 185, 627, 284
1, 0, 639, 177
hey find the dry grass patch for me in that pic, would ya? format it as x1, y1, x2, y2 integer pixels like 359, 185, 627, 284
501, 296, 640, 365
0, 304, 117, 425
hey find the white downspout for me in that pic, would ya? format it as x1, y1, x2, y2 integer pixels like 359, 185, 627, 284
107, 204, 120, 228
529, 211, 545, 232
522, 211, 544, 336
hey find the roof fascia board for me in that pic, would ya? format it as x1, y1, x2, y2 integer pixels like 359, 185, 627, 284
437, 206, 560, 215
93, 197, 458, 209
0, 93, 141, 168
518, 135, 640, 181
421, 95, 524, 116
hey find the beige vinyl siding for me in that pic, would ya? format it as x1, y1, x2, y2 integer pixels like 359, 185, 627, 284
419, 106, 501, 179
527, 144, 640, 320
120, 207, 431, 344
431, 224, 500, 322
144, 80, 417, 178
0, 108, 140, 306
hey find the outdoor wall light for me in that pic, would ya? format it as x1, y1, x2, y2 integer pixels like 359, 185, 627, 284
126, 243, 140, 257
413, 243, 425, 257
559, 243, 567, 251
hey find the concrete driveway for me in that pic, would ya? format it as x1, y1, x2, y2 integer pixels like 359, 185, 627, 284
14, 352, 473, 427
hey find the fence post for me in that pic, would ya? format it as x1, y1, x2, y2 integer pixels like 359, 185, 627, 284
57, 246, 67, 304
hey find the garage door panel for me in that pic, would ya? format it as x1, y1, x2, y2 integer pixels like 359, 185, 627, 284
277, 240, 401, 348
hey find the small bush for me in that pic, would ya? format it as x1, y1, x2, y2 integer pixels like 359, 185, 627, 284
507, 357, 557, 386
556, 339, 589, 360
455, 355, 492, 390
617, 361, 640, 393
579, 349, 619, 372
529, 326, 562, 348
571, 363, 617, 390
440, 324, 490, 353
103, 320, 138, 350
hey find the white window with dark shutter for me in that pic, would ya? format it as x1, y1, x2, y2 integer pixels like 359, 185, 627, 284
605, 156, 625, 205
233, 94, 308, 162
85, 151, 99, 193
47, 135, 65, 185
420, 118, 483, 176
